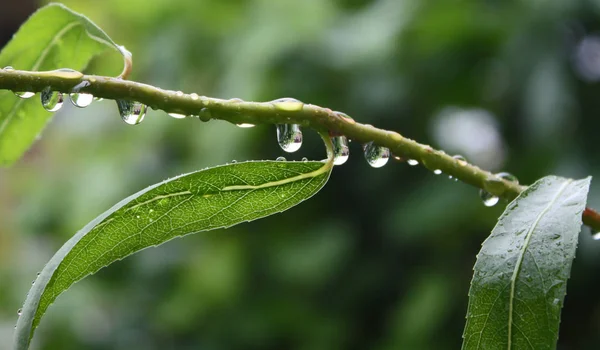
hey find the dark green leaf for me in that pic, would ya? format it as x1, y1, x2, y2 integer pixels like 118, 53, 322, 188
462, 176, 591, 350
14, 160, 332, 349
0, 3, 128, 166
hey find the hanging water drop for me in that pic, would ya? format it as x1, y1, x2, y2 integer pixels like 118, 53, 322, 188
116, 100, 147, 125
453, 154, 468, 166
237, 123, 255, 128
276, 124, 303, 153
40, 88, 63, 112
199, 108, 212, 122
168, 112, 187, 119
276, 156, 286, 161
593, 232, 600, 240
479, 189, 499, 207
271, 97, 304, 112
363, 142, 390, 168
332, 135, 350, 165
15, 91, 35, 99
433, 169, 442, 175
70, 93, 94, 108
407, 159, 419, 166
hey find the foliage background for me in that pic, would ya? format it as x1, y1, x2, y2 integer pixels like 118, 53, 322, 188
2, 0, 600, 348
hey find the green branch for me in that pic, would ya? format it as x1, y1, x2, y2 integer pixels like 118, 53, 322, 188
0, 67, 598, 231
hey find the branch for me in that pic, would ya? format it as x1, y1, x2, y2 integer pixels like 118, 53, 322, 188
1, 68, 598, 231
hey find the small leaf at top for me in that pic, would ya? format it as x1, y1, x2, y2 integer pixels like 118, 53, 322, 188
0, 3, 129, 166
462, 175, 591, 350
13, 160, 332, 349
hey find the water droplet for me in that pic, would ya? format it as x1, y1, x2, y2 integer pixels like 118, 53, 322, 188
333, 111, 355, 123
199, 108, 212, 122
3, 66, 14, 70
479, 189, 500, 207
453, 154, 468, 166
553, 298, 560, 306
168, 112, 187, 119
272, 97, 304, 112
332, 135, 350, 165
276, 124, 303, 153
407, 159, 419, 166
117, 100, 147, 125
40, 88, 63, 112
301, 157, 308, 162
237, 123, 255, 128
276, 156, 286, 161
17, 308, 22, 316
363, 142, 390, 168
479, 172, 519, 207
433, 169, 442, 175
70, 93, 94, 108
231, 160, 237, 163
175, 91, 184, 97
495, 172, 519, 184
190, 93, 200, 100
15, 91, 34, 99
593, 232, 600, 240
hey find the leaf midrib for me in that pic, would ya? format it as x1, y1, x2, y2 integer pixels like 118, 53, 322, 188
506, 179, 571, 349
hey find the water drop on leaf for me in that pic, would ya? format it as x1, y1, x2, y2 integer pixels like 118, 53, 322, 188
40, 88, 63, 112
276, 156, 286, 161
453, 154, 468, 166
301, 157, 308, 162
116, 100, 147, 125
332, 135, 350, 165
276, 124, 303, 153
434, 169, 442, 175
407, 159, 419, 166
363, 141, 390, 168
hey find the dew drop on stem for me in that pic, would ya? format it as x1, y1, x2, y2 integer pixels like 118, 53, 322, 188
199, 108, 212, 122
237, 123, 255, 128
332, 135, 350, 165
276, 156, 286, 161
271, 97, 304, 112
593, 232, 600, 240
168, 112, 187, 119
479, 172, 519, 207
453, 154, 468, 166
407, 159, 419, 166
17, 308, 22, 316
363, 142, 390, 168
276, 124, 303, 153
40, 87, 64, 112
433, 169, 442, 175
70, 93, 94, 108
116, 100, 147, 125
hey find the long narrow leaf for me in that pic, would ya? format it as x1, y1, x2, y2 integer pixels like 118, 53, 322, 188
462, 175, 591, 349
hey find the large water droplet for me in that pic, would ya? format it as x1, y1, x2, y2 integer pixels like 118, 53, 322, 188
332, 135, 350, 165
168, 112, 187, 119
363, 142, 390, 168
276, 156, 286, 161
237, 123, 255, 128
276, 124, 303, 153
407, 159, 419, 166
40, 88, 63, 112
70, 93, 94, 108
117, 100, 147, 125
272, 98, 304, 112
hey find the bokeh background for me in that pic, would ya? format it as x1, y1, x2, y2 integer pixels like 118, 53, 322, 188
2, 0, 600, 349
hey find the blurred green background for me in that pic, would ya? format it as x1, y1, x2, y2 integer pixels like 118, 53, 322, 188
2, 0, 600, 348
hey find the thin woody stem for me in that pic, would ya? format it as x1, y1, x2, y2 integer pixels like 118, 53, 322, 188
0, 68, 598, 231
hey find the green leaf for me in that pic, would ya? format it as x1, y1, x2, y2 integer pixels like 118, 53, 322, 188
462, 175, 591, 350
14, 160, 332, 349
0, 3, 128, 166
